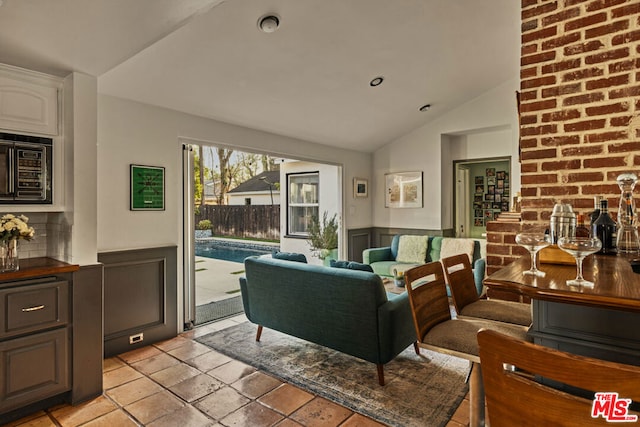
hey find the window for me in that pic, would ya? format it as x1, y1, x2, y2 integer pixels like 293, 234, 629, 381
288, 172, 319, 236
244, 198, 251, 205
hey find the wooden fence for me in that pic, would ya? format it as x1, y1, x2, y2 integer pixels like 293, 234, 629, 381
195, 204, 280, 241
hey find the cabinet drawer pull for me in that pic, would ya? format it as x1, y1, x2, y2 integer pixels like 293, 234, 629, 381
22, 304, 45, 312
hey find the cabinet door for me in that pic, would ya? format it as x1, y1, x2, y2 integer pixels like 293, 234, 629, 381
0, 76, 58, 136
0, 328, 70, 413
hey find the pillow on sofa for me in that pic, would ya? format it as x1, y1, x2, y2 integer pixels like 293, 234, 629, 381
440, 238, 475, 263
396, 235, 428, 264
272, 251, 308, 263
330, 259, 374, 272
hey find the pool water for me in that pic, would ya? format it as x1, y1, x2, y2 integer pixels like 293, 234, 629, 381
195, 241, 278, 263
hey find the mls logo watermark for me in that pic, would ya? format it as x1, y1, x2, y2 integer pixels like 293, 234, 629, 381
591, 392, 638, 422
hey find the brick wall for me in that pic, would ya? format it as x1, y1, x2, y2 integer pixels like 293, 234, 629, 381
486, 0, 640, 276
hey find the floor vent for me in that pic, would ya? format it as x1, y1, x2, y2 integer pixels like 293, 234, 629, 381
196, 296, 244, 325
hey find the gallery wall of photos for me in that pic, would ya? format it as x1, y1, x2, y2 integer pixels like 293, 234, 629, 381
473, 168, 510, 227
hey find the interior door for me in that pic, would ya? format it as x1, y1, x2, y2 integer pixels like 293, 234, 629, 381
182, 144, 196, 329
455, 166, 470, 238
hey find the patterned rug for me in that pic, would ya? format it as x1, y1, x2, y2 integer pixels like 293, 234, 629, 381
196, 322, 470, 427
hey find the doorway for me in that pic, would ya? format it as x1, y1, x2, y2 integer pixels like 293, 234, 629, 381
454, 157, 511, 238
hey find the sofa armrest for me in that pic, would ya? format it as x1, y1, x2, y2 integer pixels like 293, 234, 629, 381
473, 258, 486, 296
239, 277, 252, 321
376, 292, 417, 363
363, 246, 393, 264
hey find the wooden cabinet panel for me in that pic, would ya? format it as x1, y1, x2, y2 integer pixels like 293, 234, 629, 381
0, 328, 70, 413
0, 280, 69, 339
0, 76, 58, 136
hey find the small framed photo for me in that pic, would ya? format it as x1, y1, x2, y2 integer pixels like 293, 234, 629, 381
130, 164, 165, 211
487, 176, 496, 186
354, 178, 368, 198
475, 176, 484, 185
486, 168, 496, 177
474, 218, 484, 227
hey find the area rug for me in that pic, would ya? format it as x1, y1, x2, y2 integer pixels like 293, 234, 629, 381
196, 322, 470, 427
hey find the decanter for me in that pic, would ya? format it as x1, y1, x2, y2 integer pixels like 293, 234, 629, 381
616, 172, 640, 253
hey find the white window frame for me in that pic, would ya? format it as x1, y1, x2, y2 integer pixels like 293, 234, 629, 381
287, 172, 319, 236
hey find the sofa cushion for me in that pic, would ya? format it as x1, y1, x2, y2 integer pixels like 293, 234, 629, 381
330, 259, 374, 272
396, 235, 429, 264
440, 238, 475, 263
330, 259, 351, 268
272, 251, 308, 263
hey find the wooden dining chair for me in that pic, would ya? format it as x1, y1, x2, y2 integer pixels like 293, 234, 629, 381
403, 262, 529, 427
478, 329, 640, 426
441, 253, 532, 326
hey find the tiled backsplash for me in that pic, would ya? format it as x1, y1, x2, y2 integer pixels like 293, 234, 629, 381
2, 212, 72, 261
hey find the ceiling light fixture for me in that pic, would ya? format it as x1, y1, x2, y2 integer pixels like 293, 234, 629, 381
419, 104, 431, 112
369, 77, 384, 87
258, 15, 280, 33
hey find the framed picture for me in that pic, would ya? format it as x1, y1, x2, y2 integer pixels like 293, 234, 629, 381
486, 168, 496, 177
385, 171, 423, 208
475, 176, 484, 185
130, 164, 165, 210
354, 178, 368, 198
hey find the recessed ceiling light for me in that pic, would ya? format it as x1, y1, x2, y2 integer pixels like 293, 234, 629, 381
369, 77, 384, 87
419, 104, 431, 112
258, 15, 280, 33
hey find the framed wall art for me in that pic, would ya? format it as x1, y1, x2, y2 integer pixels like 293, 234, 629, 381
385, 171, 423, 208
130, 164, 165, 210
354, 178, 368, 198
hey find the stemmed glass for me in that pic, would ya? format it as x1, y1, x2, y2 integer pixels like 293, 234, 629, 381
515, 232, 550, 276
557, 237, 602, 287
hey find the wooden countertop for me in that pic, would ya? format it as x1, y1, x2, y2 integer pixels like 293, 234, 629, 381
0, 257, 80, 282
484, 254, 640, 312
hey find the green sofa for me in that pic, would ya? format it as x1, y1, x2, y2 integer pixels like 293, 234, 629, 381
239, 256, 417, 385
363, 235, 486, 295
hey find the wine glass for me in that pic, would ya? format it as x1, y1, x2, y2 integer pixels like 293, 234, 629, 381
557, 237, 602, 287
515, 232, 550, 277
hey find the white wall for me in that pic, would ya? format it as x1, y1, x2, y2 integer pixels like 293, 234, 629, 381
97, 94, 372, 253
228, 192, 280, 206
279, 160, 341, 264
372, 78, 520, 230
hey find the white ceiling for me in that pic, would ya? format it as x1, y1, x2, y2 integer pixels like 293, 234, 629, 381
0, 0, 521, 152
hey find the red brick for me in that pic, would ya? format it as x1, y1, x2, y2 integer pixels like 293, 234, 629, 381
522, 44, 539, 56
487, 243, 512, 256
587, 0, 628, 12
521, 187, 537, 197
585, 48, 630, 64
540, 186, 580, 196
542, 7, 581, 26
520, 99, 557, 113
541, 83, 582, 98
520, 115, 538, 125
520, 138, 539, 149
541, 135, 581, 146
521, 66, 537, 79
521, 124, 558, 136
520, 211, 539, 222
566, 172, 605, 183
541, 59, 582, 75
486, 221, 523, 233
609, 141, 640, 153
522, 75, 557, 90
562, 67, 604, 82
522, 19, 538, 32
634, 155, 640, 166
564, 12, 607, 31
522, 2, 559, 20
520, 90, 538, 101
564, 40, 605, 56
541, 159, 581, 170
563, 92, 605, 106
608, 59, 638, 73
561, 145, 604, 156
521, 173, 558, 184
612, 29, 640, 45
582, 184, 622, 195
585, 20, 630, 40
586, 75, 630, 90
522, 0, 538, 8
521, 51, 557, 67
563, 119, 606, 132
522, 26, 558, 44
611, 3, 640, 18
610, 115, 633, 127
541, 109, 580, 122
585, 131, 628, 143
583, 156, 628, 168
609, 85, 640, 99
520, 162, 538, 173
586, 102, 629, 116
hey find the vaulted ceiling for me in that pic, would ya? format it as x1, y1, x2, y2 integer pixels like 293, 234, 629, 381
0, 0, 520, 152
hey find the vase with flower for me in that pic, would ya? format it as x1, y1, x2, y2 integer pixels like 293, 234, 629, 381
0, 214, 35, 272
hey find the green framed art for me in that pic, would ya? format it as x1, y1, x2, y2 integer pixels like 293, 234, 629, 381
130, 164, 165, 210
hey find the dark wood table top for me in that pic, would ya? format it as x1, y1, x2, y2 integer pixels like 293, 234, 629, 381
484, 254, 640, 312
0, 257, 80, 283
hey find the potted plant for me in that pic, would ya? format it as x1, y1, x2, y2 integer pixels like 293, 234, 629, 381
307, 211, 339, 265
195, 219, 213, 238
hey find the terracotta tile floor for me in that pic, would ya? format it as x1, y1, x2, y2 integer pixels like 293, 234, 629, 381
4, 315, 470, 427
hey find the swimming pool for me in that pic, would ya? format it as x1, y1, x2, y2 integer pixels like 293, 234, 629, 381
195, 239, 279, 263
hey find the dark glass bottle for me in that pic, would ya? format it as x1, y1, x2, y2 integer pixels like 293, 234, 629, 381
589, 196, 601, 227
575, 214, 590, 237
592, 199, 616, 254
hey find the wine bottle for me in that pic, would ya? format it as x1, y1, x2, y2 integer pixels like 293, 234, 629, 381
591, 199, 616, 254
575, 214, 590, 237
589, 196, 601, 227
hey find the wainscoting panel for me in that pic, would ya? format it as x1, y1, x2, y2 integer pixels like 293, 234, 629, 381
98, 246, 177, 357
347, 228, 372, 262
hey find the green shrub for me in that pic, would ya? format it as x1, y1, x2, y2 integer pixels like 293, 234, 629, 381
197, 219, 212, 230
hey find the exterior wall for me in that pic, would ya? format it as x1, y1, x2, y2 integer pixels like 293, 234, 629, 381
228, 191, 281, 206
487, 0, 640, 275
